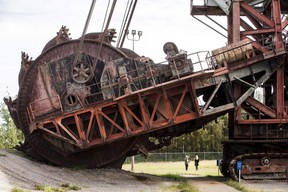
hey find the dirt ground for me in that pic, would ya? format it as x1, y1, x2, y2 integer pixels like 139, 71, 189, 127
184, 176, 239, 192
1, 149, 288, 192
187, 176, 288, 192
0, 149, 171, 192
242, 180, 288, 192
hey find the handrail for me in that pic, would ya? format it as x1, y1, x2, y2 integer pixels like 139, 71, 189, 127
28, 95, 62, 120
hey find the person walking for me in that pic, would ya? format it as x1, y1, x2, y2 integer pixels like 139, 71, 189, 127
184, 155, 190, 171
194, 155, 199, 170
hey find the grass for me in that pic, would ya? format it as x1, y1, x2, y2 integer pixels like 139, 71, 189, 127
11, 187, 30, 192
34, 183, 81, 192
34, 184, 64, 192
43, 186, 64, 192
225, 180, 252, 192
34, 184, 45, 190
167, 182, 199, 192
157, 174, 199, 192
60, 183, 81, 191
123, 160, 254, 192
122, 160, 220, 176
159, 174, 185, 182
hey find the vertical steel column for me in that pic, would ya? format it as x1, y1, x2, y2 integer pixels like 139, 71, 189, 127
272, 0, 285, 118
233, 84, 242, 138
227, 12, 233, 44
276, 65, 284, 118
272, 0, 284, 50
232, 0, 241, 43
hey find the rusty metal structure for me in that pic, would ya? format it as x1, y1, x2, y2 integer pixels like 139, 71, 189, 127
4, 0, 288, 179
191, 0, 288, 179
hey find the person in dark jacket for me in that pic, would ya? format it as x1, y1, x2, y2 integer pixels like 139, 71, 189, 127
194, 155, 199, 170
184, 155, 190, 171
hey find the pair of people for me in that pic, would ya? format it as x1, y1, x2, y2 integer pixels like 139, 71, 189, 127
184, 155, 199, 171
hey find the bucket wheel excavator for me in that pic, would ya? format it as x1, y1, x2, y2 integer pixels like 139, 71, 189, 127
4, 0, 288, 180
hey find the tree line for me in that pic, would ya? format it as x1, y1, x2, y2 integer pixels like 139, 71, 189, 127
157, 115, 229, 152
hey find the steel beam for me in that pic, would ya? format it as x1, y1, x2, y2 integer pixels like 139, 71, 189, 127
245, 96, 276, 118
241, 2, 274, 27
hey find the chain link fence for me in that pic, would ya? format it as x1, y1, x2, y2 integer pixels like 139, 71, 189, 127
125, 152, 222, 163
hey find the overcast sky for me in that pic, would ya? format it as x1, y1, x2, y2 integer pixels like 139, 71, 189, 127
0, 0, 227, 98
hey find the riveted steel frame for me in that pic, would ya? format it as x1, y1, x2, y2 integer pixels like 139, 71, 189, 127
229, 0, 288, 139
191, 0, 288, 139
28, 42, 286, 149
35, 75, 205, 149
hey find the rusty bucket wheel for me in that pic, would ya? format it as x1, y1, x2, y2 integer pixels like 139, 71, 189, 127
28, 130, 139, 168
16, 39, 141, 168
17, 39, 127, 135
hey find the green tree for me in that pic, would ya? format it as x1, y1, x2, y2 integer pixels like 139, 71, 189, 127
0, 102, 24, 149
158, 115, 229, 152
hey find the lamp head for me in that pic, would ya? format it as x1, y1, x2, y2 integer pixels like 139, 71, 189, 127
138, 31, 143, 36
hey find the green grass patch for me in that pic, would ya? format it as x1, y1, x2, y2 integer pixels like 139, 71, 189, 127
60, 183, 81, 191
122, 161, 263, 192
168, 182, 199, 192
34, 184, 45, 190
122, 160, 220, 176
34, 183, 64, 192
224, 179, 251, 192
34, 183, 80, 192
159, 174, 185, 182
11, 187, 30, 192
5, 148, 20, 154
0, 153, 6, 157
44, 186, 65, 192
159, 174, 198, 192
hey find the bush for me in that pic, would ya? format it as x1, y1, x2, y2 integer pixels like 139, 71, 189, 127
0, 102, 24, 149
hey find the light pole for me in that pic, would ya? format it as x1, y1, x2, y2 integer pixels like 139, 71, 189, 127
182, 136, 185, 153
126, 30, 142, 51
126, 29, 142, 172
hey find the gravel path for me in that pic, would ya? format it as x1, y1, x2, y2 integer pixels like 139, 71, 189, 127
183, 175, 240, 192
242, 180, 288, 192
